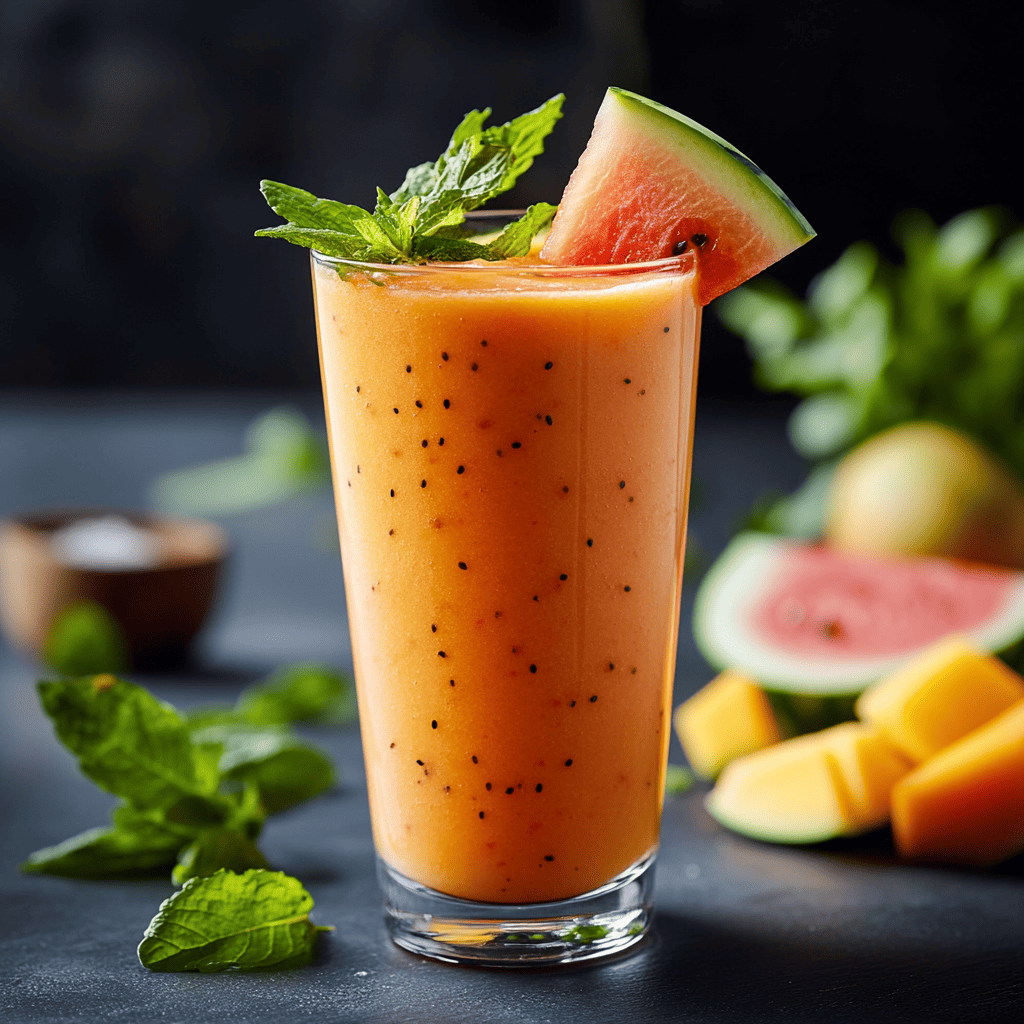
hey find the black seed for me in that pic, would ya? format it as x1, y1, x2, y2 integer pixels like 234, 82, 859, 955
511, 441, 521, 449
422, 439, 428, 447
559, 573, 568, 581
470, 362, 479, 372
609, 662, 615, 670
406, 365, 412, 372
506, 787, 514, 795
393, 408, 399, 414
479, 811, 485, 819
390, 489, 395, 497
672, 239, 688, 255
388, 529, 394, 535
438, 651, 446, 658
431, 720, 437, 729
544, 855, 554, 862
563, 486, 569, 493
624, 378, 631, 384
416, 400, 423, 408
356, 386, 361, 392
442, 352, 449, 361
457, 465, 465, 474
459, 561, 467, 570
481, 340, 487, 346
530, 664, 537, 673
486, 782, 492, 790
357, 465, 360, 472
432, 624, 437, 632
533, 595, 539, 602
590, 695, 598, 703
472, 755, 478, 764
545, 415, 552, 425
569, 700, 576, 707
565, 759, 573, 767
416, 759, 424, 765
535, 783, 543, 793
421, 479, 426, 488
691, 232, 708, 247
544, 361, 553, 369
587, 538, 593, 547
450, 679, 455, 686
347, 480, 351, 487
444, 399, 450, 408
439, 438, 444, 445
624, 585, 631, 592
619, 480, 626, 489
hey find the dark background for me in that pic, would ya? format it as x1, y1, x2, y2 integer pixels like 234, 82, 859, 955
1, 0, 1020, 398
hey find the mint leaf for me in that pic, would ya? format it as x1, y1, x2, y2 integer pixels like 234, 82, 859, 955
21, 805, 196, 878
138, 869, 330, 972
37, 675, 222, 810
257, 95, 563, 264
149, 406, 330, 516
172, 830, 270, 886
43, 601, 129, 676
485, 202, 558, 258
665, 764, 695, 796
234, 662, 354, 727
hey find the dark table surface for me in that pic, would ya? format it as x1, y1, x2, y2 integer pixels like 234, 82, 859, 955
1, 390, 1021, 1024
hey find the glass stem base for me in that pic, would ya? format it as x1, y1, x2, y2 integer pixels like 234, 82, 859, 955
378, 851, 656, 966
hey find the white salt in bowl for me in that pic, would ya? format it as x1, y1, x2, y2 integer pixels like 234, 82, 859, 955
0, 509, 228, 669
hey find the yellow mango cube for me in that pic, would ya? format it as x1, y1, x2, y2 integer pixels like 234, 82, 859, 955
891, 700, 1024, 865
706, 722, 912, 844
855, 636, 1024, 763
674, 670, 780, 779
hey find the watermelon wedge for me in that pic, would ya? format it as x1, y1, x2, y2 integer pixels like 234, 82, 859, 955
693, 533, 1024, 695
540, 88, 815, 305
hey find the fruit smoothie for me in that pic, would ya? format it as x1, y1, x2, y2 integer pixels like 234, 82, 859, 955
313, 251, 700, 904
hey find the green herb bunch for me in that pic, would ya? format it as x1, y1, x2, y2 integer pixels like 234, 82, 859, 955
22, 663, 349, 886
256, 95, 563, 264
718, 207, 1024, 531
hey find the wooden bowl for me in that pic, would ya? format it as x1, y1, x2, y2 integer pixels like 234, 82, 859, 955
0, 509, 229, 669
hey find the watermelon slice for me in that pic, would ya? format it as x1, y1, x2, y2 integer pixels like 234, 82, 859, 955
693, 533, 1024, 695
540, 88, 815, 305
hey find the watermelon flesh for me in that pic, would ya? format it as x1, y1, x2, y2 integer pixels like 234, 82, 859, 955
694, 533, 1024, 695
541, 88, 815, 305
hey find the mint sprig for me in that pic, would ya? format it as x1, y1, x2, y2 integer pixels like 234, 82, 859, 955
256, 95, 563, 263
138, 869, 331, 972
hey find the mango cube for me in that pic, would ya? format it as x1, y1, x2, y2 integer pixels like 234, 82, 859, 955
855, 636, 1024, 763
674, 670, 780, 779
706, 722, 911, 844
891, 700, 1024, 866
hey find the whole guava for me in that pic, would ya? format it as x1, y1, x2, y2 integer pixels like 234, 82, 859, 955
825, 422, 1024, 569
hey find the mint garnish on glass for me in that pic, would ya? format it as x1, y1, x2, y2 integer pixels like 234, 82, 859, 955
255, 95, 563, 263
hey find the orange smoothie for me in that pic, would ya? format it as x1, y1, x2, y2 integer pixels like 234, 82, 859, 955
313, 252, 700, 904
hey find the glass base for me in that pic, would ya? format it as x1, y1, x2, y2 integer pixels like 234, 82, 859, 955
378, 851, 656, 966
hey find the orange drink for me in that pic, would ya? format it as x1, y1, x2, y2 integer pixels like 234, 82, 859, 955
312, 245, 700, 962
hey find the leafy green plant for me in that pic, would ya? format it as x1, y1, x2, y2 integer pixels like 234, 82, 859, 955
256, 96, 562, 264
718, 207, 1024, 531
138, 869, 331, 972
22, 671, 339, 882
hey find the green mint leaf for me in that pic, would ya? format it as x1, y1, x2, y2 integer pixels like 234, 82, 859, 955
138, 869, 330, 972
665, 764, 695, 796
235, 662, 355, 727
37, 674, 218, 809
42, 601, 129, 676
258, 95, 563, 264
172, 830, 270, 886
21, 805, 195, 879
150, 407, 330, 516
562, 924, 609, 944
485, 202, 558, 258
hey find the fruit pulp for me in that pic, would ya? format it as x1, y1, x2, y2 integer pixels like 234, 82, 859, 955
312, 251, 700, 903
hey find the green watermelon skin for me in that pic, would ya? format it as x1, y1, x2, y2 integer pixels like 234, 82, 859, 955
541, 88, 815, 305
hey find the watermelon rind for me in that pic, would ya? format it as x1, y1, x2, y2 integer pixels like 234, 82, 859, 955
693, 533, 1024, 695
541, 88, 815, 303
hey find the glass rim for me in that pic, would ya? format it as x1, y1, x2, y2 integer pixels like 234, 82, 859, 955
308, 209, 696, 276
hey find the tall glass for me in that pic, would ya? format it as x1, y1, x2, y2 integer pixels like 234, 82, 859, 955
311, 233, 701, 965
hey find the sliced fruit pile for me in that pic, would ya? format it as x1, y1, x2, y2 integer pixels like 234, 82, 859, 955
676, 636, 1024, 865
